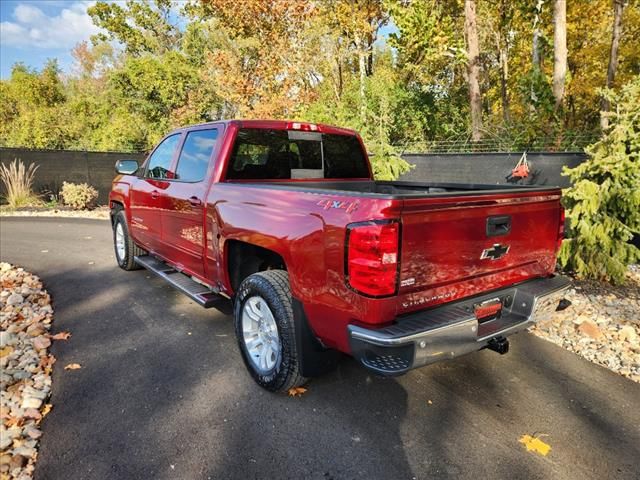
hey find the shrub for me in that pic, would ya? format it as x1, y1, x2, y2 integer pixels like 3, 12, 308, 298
60, 181, 99, 210
558, 77, 640, 284
0, 159, 41, 208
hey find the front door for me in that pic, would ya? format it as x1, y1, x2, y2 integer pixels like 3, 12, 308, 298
161, 127, 219, 280
129, 133, 182, 253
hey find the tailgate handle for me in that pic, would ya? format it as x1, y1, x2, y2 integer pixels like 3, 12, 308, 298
487, 215, 511, 237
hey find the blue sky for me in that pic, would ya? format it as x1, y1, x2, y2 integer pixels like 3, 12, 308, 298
0, 1, 102, 78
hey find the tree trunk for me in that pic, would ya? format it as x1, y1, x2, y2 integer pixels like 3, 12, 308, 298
601, 0, 625, 130
500, 48, 510, 122
552, 0, 567, 110
532, 0, 544, 71
465, 0, 482, 142
354, 31, 367, 122
498, 0, 511, 123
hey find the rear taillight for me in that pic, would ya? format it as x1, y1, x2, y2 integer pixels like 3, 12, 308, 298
557, 206, 565, 251
346, 220, 400, 297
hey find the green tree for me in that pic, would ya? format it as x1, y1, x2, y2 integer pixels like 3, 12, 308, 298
88, 0, 181, 56
559, 76, 640, 283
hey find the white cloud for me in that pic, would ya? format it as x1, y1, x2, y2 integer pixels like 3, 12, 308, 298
0, 1, 101, 49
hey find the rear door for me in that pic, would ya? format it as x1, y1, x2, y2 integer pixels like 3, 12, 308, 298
129, 133, 182, 252
397, 189, 563, 314
161, 127, 220, 279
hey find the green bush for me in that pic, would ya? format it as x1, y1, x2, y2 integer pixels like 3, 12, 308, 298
559, 77, 640, 284
0, 159, 41, 208
60, 181, 99, 210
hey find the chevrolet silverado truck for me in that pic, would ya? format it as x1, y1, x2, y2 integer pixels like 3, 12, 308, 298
110, 120, 570, 392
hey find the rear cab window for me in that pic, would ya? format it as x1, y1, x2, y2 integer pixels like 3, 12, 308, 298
175, 129, 219, 182
226, 129, 369, 180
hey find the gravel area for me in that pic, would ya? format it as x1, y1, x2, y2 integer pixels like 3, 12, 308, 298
530, 266, 640, 383
0, 207, 109, 220
0, 263, 56, 479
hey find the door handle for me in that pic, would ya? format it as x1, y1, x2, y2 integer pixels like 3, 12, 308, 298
150, 190, 159, 200
188, 196, 202, 207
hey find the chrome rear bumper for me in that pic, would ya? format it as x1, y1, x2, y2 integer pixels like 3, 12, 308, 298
348, 275, 571, 375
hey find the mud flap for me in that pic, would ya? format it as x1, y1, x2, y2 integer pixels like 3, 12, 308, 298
292, 298, 341, 377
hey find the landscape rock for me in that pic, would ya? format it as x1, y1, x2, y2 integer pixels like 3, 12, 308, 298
530, 266, 640, 384
6, 293, 23, 306
619, 325, 638, 343
578, 320, 604, 340
1, 262, 55, 479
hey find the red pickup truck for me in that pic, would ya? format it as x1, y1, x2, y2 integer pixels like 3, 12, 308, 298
110, 120, 570, 392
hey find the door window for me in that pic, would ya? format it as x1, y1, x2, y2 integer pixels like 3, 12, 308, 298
146, 134, 181, 179
175, 129, 219, 182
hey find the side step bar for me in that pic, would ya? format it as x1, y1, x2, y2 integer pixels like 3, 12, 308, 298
134, 255, 221, 308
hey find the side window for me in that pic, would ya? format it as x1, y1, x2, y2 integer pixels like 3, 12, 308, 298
175, 129, 218, 182
146, 134, 181, 179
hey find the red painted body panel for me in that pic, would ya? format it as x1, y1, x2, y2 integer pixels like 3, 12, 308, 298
110, 120, 564, 355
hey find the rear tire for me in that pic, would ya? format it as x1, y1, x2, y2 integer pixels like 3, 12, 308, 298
234, 270, 307, 392
113, 210, 145, 271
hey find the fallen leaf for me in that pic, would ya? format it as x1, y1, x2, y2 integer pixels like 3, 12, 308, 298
50, 332, 71, 341
64, 363, 82, 370
0, 346, 14, 358
287, 387, 308, 397
39, 354, 56, 370
41, 404, 53, 418
519, 434, 551, 456
5, 416, 23, 428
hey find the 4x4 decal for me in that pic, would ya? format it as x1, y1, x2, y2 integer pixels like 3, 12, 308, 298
316, 198, 360, 213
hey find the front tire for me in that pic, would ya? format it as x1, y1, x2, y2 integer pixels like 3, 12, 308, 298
113, 210, 145, 271
234, 270, 307, 392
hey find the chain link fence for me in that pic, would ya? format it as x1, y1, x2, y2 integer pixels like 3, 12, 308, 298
397, 133, 597, 154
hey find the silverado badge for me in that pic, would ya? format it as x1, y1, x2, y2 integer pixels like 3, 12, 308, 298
480, 244, 510, 260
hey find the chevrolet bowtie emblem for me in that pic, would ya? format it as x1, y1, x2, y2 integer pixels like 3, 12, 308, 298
481, 244, 510, 260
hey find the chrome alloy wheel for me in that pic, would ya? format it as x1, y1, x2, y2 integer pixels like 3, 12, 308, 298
115, 222, 126, 261
241, 296, 281, 373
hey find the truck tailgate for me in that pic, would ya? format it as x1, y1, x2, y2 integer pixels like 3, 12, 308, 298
397, 190, 563, 314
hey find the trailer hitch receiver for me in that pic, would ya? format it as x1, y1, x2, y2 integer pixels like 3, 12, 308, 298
487, 337, 509, 355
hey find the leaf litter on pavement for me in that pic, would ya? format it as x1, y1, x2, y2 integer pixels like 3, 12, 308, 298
287, 387, 308, 397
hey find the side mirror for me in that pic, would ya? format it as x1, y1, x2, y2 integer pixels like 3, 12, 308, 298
115, 159, 139, 175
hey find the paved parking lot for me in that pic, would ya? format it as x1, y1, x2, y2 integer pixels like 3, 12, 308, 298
1, 217, 639, 480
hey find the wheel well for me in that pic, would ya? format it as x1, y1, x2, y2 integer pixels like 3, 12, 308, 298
227, 240, 286, 292
109, 201, 124, 226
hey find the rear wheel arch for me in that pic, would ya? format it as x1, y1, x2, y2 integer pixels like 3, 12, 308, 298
225, 240, 287, 293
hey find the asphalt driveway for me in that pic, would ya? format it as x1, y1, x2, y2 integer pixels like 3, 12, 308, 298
1, 216, 639, 480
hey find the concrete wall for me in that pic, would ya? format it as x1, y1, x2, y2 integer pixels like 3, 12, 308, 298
400, 152, 587, 188
0, 148, 146, 204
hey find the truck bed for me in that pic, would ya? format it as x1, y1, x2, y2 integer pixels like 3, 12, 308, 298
240, 180, 560, 198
